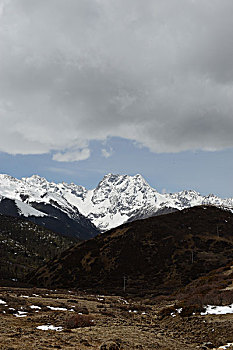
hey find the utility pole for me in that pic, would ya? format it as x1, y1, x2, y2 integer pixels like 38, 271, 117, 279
123, 276, 127, 292
191, 250, 194, 264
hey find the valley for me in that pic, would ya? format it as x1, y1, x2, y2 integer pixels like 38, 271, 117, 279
1, 0, 231, 348
2, 174, 233, 349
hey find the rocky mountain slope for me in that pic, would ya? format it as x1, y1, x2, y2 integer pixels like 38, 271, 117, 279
0, 214, 78, 283
28, 206, 233, 295
1, 173, 233, 232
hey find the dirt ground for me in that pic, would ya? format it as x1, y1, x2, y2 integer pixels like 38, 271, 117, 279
0, 287, 233, 350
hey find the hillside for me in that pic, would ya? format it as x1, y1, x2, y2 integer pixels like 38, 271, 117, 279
0, 214, 78, 283
28, 206, 233, 295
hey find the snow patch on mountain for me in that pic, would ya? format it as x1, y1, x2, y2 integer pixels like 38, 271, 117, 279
0, 194, 47, 218
14, 199, 47, 217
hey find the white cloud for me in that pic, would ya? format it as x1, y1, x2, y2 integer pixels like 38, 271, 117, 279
1, 0, 233, 161
101, 148, 113, 158
52, 148, 90, 162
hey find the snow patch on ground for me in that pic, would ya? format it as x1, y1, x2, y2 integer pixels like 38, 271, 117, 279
0, 299, 6, 304
47, 306, 67, 311
14, 311, 27, 317
201, 304, 233, 315
218, 343, 233, 349
36, 325, 63, 331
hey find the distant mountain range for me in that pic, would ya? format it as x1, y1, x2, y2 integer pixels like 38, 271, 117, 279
0, 173, 233, 234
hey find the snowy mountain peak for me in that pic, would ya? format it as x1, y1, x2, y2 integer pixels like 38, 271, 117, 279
179, 189, 200, 196
0, 174, 20, 183
22, 174, 50, 186
96, 173, 153, 191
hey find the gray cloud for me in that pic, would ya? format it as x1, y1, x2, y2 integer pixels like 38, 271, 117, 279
1, 0, 233, 160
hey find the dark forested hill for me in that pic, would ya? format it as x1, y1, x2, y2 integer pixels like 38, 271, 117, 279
29, 206, 233, 295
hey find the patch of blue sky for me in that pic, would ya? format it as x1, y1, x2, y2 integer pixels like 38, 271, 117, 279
0, 137, 232, 198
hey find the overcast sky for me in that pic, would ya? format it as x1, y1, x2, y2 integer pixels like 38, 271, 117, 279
1, 0, 233, 196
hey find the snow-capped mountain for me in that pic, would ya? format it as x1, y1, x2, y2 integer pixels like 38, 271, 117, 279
0, 173, 233, 232
0, 175, 99, 239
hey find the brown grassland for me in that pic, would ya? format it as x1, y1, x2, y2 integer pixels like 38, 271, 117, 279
1, 287, 233, 350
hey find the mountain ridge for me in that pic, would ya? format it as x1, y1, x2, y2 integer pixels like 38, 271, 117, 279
0, 173, 233, 232
0, 174, 99, 239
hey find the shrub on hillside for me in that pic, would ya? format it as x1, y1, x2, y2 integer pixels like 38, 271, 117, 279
180, 304, 205, 317
158, 306, 176, 318
74, 305, 89, 314
65, 313, 94, 329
